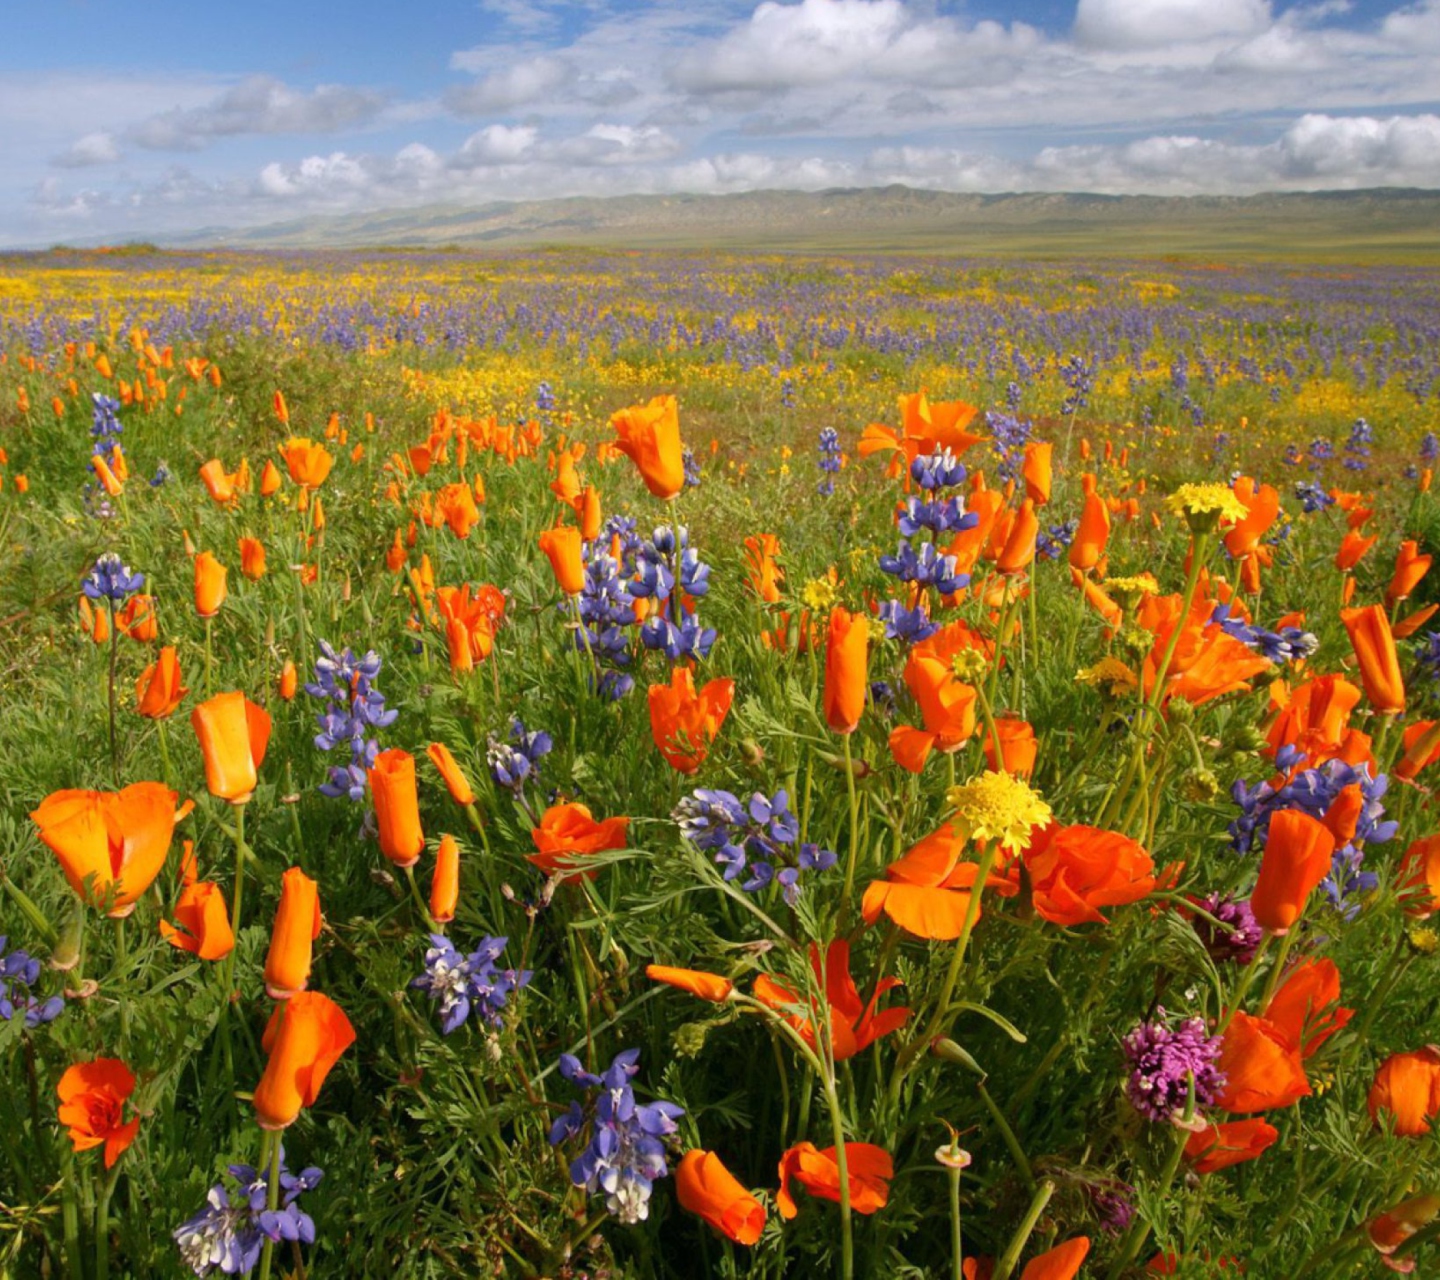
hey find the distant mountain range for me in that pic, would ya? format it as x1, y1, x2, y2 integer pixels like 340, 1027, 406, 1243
114, 186, 1440, 260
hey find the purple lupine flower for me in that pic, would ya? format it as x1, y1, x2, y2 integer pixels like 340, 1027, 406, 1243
878, 540, 968, 595
1210, 603, 1317, 665
410, 934, 531, 1035
0, 936, 64, 1027
1190, 894, 1263, 966
488, 718, 554, 795
877, 600, 940, 645
1293, 480, 1334, 513
909, 449, 967, 492
1414, 631, 1440, 683
81, 553, 144, 601
1037, 520, 1077, 561
817, 427, 841, 496
173, 1154, 322, 1276
1122, 1008, 1226, 1124
305, 641, 397, 800
90, 393, 122, 453
548, 1049, 683, 1225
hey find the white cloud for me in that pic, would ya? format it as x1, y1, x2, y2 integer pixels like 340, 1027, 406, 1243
52, 132, 121, 168
1073, 0, 1272, 49
443, 54, 570, 114
454, 124, 539, 166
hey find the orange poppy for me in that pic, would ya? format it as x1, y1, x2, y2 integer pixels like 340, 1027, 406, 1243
675, 1150, 765, 1245
858, 391, 981, 473
436, 482, 481, 539
191, 691, 271, 805
1396, 717, 1440, 781
1069, 488, 1111, 573
1335, 529, 1378, 571
160, 880, 234, 961
1340, 604, 1405, 714
996, 499, 1039, 575
1370, 1194, 1440, 1260
1369, 1047, 1440, 1137
1249, 808, 1335, 934
56, 1059, 141, 1168
1387, 540, 1432, 605
430, 834, 460, 924
862, 820, 1018, 940
776, 1142, 892, 1219
1184, 1118, 1279, 1174
135, 646, 187, 719
31, 782, 188, 916
263, 868, 323, 999
1265, 673, 1362, 766
648, 667, 735, 774
260, 458, 283, 496
888, 652, 977, 774
1262, 957, 1352, 1058
610, 394, 685, 500
239, 536, 266, 581
199, 458, 237, 504
743, 534, 784, 604
823, 606, 868, 735
1223, 479, 1280, 559
528, 801, 629, 880
368, 748, 425, 868
1019, 1238, 1091, 1280
538, 524, 585, 595
426, 742, 476, 806
193, 551, 227, 618
646, 965, 734, 1003
574, 485, 602, 541
982, 716, 1037, 777
1215, 1011, 1311, 1113
1021, 823, 1156, 926
92, 452, 123, 496
253, 991, 356, 1130
281, 438, 334, 489
1396, 834, 1440, 916
278, 660, 298, 701
1021, 441, 1052, 506
114, 593, 157, 642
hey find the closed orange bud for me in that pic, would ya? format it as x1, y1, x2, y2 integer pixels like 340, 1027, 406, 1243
14, 474, 27, 493
279, 660, 298, 701
823, 606, 868, 734
1422, 468, 1434, 493
982, 716, 1038, 777
239, 536, 266, 581
95, 353, 113, 379
16, 386, 29, 414
369, 748, 424, 867
253, 991, 355, 1130
576, 485, 602, 541
273, 389, 289, 425
1341, 603, 1405, 714
538, 524, 585, 596
260, 459, 283, 496
190, 691, 271, 804
160, 880, 234, 960
430, 834, 460, 924
1386, 539, 1432, 606
1070, 490, 1111, 572
91, 452, 123, 496
263, 868, 323, 998
1250, 808, 1336, 934
311, 496, 325, 531
997, 499, 1039, 575
135, 645, 187, 719
198, 458, 236, 504
675, 1150, 765, 1245
426, 742, 476, 806
647, 965, 734, 1002
193, 551, 227, 618
610, 393, 685, 500
386, 529, 407, 573
1021, 440, 1052, 505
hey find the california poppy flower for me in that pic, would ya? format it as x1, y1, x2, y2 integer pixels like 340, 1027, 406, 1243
191, 691, 271, 805
743, 534, 784, 604
646, 965, 734, 1003
862, 820, 1018, 940
193, 551, 227, 618
1265, 673, 1362, 766
56, 1059, 141, 1168
1215, 1011, 1311, 1113
858, 391, 981, 474
1184, 1118, 1279, 1174
1387, 540, 1432, 605
1263, 957, 1352, 1058
776, 1141, 892, 1219
1223, 479, 1280, 559
1249, 808, 1335, 935
280, 438, 334, 489
426, 742, 476, 806
528, 801, 629, 880
430, 834, 460, 924
997, 499, 1039, 575
675, 1150, 765, 1245
135, 646, 187, 719
260, 458, 283, 496
160, 880, 234, 960
1022, 823, 1156, 926
1021, 441, 1052, 505
823, 606, 868, 735
278, 660, 298, 701
238, 536, 266, 581
369, 748, 425, 868
1018, 1238, 1091, 1280
199, 458, 237, 504
752, 939, 908, 1062
888, 652, 977, 774
610, 394, 685, 500
1369, 1193, 1440, 1260
550, 448, 583, 503
1335, 529, 1378, 571
1368, 1047, 1440, 1137
982, 716, 1037, 777
437, 482, 481, 539
538, 525, 585, 595
253, 990, 356, 1130
648, 667, 735, 774
263, 867, 323, 998
1396, 834, 1440, 917
31, 782, 188, 916
574, 485, 602, 541
1069, 488, 1111, 573
92, 452, 123, 496
1341, 604, 1405, 714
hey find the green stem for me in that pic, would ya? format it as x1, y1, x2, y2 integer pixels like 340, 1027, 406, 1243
61, 1143, 83, 1280
977, 1080, 1036, 1192
256, 1129, 283, 1280
949, 1164, 964, 1280
993, 1179, 1055, 1280
107, 602, 120, 786
114, 915, 130, 1048
821, 1069, 853, 1280
839, 731, 863, 925
204, 615, 214, 697
404, 863, 438, 932
1218, 929, 1274, 1034
1105, 1127, 1189, 1280
221, 803, 248, 1003
94, 1157, 123, 1280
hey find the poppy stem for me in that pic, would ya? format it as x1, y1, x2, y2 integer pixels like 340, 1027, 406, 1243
1104, 1124, 1187, 1280
256, 1128, 283, 1280
820, 1067, 854, 1280
992, 1177, 1054, 1280
204, 616, 214, 697
1218, 930, 1273, 1034
221, 803, 249, 1009
976, 1080, 1035, 1192
403, 863, 437, 933
948, 1160, 964, 1280
93, 1157, 123, 1280
107, 602, 120, 786
1256, 926, 1298, 1011
113, 916, 130, 1047
839, 732, 862, 925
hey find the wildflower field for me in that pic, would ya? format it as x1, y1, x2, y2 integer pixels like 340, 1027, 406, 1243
3, 246, 1440, 1279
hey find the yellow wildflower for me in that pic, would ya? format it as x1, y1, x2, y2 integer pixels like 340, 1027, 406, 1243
946, 770, 1052, 852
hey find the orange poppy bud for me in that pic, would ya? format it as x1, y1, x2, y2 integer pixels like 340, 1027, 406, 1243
1069, 490, 1111, 573
279, 659, 298, 701
675, 1150, 765, 1245
273, 389, 289, 425
610, 393, 685, 500
997, 499, 1039, 575
56, 1059, 141, 1168
198, 458, 236, 504
263, 867, 323, 998
1321, 783, 1365, 847
646, 965, 734, 1002
190, 691, 271, 805
1335, 529, 1377, 571
430, 834, 460, 923
1078, 437, 1091, 460
1216, 1011, 1311, 1112
538, 524, 585, 595
311, 496, 325, 531
280, 437, 334, 489
1396, 834, 1440, 916
743, 533, 784, 604
776, 1142, 892, 1219
193, 550, 227, 618
31, 783, 189, 916
253, 991, 356, 1130
1340, 603, 1405, 714
576, 485, 602, 542
238, 536, 266, 581
445, 617, 474, 675
648, 667, 735, 774
528, 801, 630, 880
95, 353, 113, 379
1370, 1194, 1440, 1259
368, 748, 425, 867
1021, 440, 1052, 505
14, 474, 27, 493
982, 716, 1037, 777
135, 645, 187, 719
386, 529, 407, 573
208, 364, 222, 387
1395, 602, 1440, 639
160, 880, 235, 961
1184, 1118, 1279, 1174
1341, 574, 1356, 606
1386, 539, 1432, 606
1422, 468, 1434, 493
91, 452, 123, 496
426, 742, 475, 806
1249, 808, 1335, 934
259, 458, 283, 497
1369, 1047, 1440, 1137
823, 606, 868, 734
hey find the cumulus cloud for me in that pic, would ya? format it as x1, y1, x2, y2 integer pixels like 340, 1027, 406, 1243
129, 76, 388, 150
52, 132, 121, 168
443, 55, 570, 114
1073, 0, 1272, 49
454, 124, 539, 167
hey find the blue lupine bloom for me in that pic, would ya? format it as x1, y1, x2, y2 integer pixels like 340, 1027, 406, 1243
488, 718, 553, 794
1282, 443, 1303, 468
535, 381, 556, 413
410, 934, 531, 1035
90, 393, 123, 453
81, 552, 144, 602
869, 680, 897, 715
1343, 418, 1373, 473
817, 427, 841, 496
1211, 603, 1318, 665
986, 410, 1032, 483
0, 936, 63, 1028
897, 495, 972, 537
877, 600, 940, 644
909, 449, 967, 492
673, 787, 837, 905
173, 1155, 323, 1276
149, 463, 172, 488
1421, 432, 1439, 462
879, 540, 968, 595
1414, 631, 1440, 682
682, 448, 702, 489
640, 612, 716, 662
1294, 480, 1334, 514
1037, 520, 1077, 561
305, 642, 398, 800
1308, 438, 1335, 471
617, 525, 716, 674
548, 1049, 683, 1225
1059, 353, 1094, 416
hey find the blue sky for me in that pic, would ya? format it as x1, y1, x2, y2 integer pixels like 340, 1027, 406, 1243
4, 0, 1439, 245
